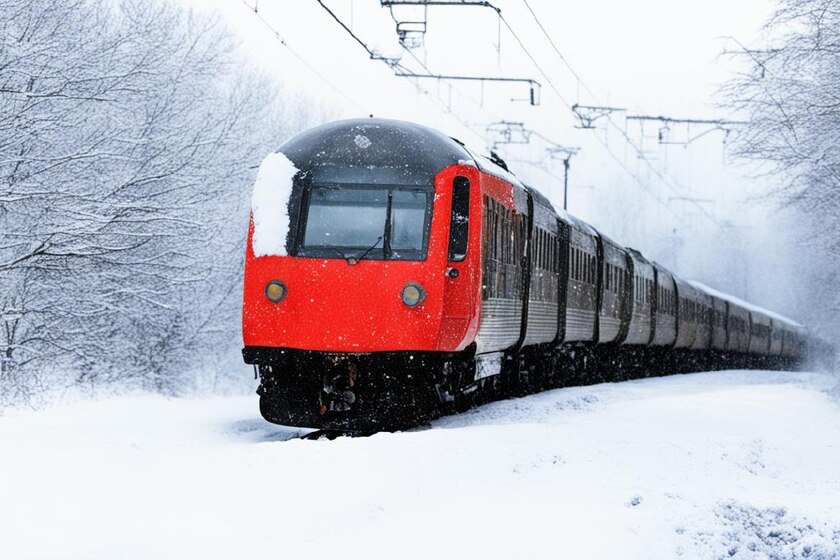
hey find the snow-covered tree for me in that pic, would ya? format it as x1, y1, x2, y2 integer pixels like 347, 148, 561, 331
0, 0, 323, 404
724, 0, 840, 352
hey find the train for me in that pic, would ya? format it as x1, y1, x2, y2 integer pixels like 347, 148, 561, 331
242, 118, 810, 432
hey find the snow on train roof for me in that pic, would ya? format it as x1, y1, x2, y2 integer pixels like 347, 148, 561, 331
688, 281, 802, 327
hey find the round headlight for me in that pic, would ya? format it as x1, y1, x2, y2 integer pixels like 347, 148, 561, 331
265, 280, 287, 303
401, 282, 426, 307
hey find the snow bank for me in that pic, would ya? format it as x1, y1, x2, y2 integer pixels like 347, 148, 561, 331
2, 370, 839, 559
250, 151, 298, 257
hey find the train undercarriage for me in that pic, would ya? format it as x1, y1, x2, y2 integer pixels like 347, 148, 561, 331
244, 345, 801, 433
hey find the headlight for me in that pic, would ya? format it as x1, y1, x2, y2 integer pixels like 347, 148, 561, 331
401, 282, 426, 307
265, 280, 287, 303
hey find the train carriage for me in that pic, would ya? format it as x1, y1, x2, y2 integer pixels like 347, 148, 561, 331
749, 311, 773, 355
623, 249, 654, 345
521, 188, 563, 348
727, 304, 751, 354
563, 216, 599, 343
691, 290, 713, 351
769, 319, 784, 356
597, 233, 632, 344
712, 297, 729, 352
473, 158, 529, 357
651, 263, 678, 347
673, 276, 699, 349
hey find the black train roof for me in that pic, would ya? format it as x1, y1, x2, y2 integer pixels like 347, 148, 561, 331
279, 118, 473, 186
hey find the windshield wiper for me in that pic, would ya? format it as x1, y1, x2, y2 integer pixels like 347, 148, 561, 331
329, 248, 353, 264
348, 235, 383, 265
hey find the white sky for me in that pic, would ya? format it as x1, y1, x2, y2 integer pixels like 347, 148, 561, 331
184, 0, 800, 316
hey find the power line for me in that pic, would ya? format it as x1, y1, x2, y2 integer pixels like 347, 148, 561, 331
314, 0, 515, 145
393, 72, 540, 105
376, 0, 707, 223
240, 0, 365, 112
489, 7, 687, 223
517, 0, 720, 225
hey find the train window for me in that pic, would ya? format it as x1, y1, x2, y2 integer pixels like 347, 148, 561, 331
541, 231, 551, 269
580, 251, 585, 283
584, 253, 588, 284
583, 252, 592, 284
301, 185, 431, 260
545, 233, 550, 270
578, 249, 586, 282
583, 252, 587, 283
448, 176, 470, 261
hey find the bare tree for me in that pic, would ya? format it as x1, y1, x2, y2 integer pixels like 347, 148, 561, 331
0, 0, 323, 404
724, 0, 840, 349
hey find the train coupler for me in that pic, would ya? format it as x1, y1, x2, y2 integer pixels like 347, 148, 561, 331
319, 357, 359, 415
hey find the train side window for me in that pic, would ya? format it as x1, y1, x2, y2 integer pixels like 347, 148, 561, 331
448, 176, 470, 261
586, 252, 591, 284
582, 252, 586, 283
580, 251, 585, 283
581, 251, 589, 284
579, 250, 583, 282
605, 264, 610, 291
580, 250, 589, 283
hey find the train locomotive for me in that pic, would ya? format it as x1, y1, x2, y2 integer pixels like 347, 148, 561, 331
242, 118, 809, 431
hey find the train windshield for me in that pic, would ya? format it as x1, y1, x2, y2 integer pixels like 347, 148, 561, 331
299, 184, 432, 260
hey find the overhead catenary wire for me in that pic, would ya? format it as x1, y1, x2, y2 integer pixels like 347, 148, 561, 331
240, 0, 365, 112
315, 0, 504, 145
482, 5, 686, 223
518, 0, 721, 225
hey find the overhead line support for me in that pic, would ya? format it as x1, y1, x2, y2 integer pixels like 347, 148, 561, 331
394, 72, 541, 105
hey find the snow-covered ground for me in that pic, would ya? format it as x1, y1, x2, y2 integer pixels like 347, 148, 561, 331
2, 370, 840, 559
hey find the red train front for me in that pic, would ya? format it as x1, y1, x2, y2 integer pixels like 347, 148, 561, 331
242, 119, 487, 429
